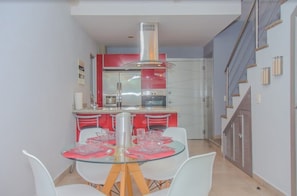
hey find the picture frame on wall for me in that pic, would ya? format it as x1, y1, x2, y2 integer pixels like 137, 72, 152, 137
78, 59, 85, 85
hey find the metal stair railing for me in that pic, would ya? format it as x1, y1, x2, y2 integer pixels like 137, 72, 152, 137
225, 0, 257, 107
224, 0, 282, 107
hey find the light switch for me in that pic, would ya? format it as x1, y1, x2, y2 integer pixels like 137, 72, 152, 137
256, 94, 261, 104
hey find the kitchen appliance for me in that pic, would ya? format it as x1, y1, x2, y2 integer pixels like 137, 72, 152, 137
123, 22, 174, 69
104, 95, 117, 107
142, 90, 166, 107
103, 71, 141, 107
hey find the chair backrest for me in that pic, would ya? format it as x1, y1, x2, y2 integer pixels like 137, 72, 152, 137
79, 127, 107, 143
163, 127, 189, 160
145, 114, 171, 131
22, 150, 57, 196
168, 152, 216, 196
74, 114, 101, 131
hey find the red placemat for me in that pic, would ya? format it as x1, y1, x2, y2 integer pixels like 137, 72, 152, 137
63, 144, 114, 159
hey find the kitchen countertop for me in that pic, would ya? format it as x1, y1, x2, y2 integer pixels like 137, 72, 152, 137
73, 106, 177, 114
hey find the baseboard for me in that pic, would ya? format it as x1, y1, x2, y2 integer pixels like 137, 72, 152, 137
208, 139, 222, 153
253, 173, 285, 195
54, 165, 73, 186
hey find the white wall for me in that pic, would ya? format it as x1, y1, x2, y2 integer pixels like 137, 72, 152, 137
0, 2, 97, 195
249, 2, 295, 194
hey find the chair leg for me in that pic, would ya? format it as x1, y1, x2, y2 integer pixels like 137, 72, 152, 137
69, 161, 75, 173
95, 183, 120, 196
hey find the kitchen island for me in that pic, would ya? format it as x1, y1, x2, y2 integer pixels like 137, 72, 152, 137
73, 106, 178, 140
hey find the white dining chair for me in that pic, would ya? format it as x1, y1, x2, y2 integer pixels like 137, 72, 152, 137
140, 127, 189, 190
144, 152, 216, 196
76, 127, 120, 193
22, 150, 105, 196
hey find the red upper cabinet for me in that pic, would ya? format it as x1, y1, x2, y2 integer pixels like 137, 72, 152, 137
99, 53, 167, 91
141, 69, 166, 89
103, 53, 167, 68
103, 54, 139, 68
96, 54, 103, 107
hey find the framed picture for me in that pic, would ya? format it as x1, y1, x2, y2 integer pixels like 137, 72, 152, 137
78, 59, 85, 85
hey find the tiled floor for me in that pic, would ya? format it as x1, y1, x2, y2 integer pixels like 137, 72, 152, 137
57, 140, 281, 196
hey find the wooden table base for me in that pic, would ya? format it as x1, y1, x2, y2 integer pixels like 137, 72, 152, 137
102, 163, 150, 196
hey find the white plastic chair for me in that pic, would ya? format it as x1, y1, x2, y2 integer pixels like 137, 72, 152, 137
140, 127, 189, 189
144, 152, 216, 196
22, 150, 104, 196
76, 127, 120, 192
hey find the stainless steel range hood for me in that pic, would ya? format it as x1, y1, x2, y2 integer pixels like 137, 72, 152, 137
124, 22, 174, 69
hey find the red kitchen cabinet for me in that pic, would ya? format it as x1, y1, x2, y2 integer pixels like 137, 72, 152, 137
103, 53, 166, 68
96, 54, 103, 106
141, 69, 166, 89
97, 53, 168, 106
103, 54, 139, 68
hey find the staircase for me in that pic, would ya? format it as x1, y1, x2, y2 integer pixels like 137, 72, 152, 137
220, 0, 286, 175
221, 0, 284, 136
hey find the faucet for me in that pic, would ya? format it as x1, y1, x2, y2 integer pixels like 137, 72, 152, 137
90, 94, 98, 110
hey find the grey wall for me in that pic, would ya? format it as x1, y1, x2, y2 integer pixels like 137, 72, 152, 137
212, 22, 241, 136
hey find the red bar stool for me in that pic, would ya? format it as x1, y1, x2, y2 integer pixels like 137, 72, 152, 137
110, 113, 136, 134
145, 114, 171, 132
74, 114, 101, 140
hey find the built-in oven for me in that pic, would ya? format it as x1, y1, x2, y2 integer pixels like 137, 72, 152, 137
141, 90, 166, 107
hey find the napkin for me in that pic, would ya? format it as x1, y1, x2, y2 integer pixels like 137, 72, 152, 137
125, 145, 175, 159
63, 144, 114, 159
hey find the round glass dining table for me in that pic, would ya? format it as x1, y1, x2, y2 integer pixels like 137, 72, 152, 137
62, 141, 185, 196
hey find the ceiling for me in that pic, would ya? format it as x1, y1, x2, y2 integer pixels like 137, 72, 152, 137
70, 0, 241, 48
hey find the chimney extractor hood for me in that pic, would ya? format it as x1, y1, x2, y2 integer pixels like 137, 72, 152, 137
124, 22, 174, 69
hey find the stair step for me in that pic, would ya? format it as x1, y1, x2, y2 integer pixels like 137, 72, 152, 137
265, 19, 282, 31
221, 114, 227, 119
247, 63, 257, 69
239, 82, 250, 96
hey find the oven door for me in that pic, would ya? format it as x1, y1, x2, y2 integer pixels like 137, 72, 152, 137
142, 96, 166, 107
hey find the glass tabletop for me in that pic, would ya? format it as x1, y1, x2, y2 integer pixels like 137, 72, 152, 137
62, 141, 185, 164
